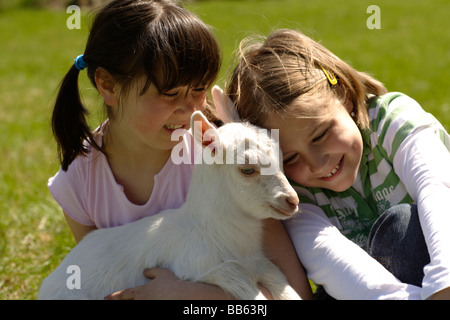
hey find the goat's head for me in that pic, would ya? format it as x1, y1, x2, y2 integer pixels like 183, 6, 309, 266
190, 111, 299, 220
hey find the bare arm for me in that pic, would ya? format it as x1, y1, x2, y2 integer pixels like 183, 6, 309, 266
263, 218, 314, 300
64, 211, 97, 243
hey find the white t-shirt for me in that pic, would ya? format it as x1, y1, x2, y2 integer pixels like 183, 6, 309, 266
48, 129, 194, 229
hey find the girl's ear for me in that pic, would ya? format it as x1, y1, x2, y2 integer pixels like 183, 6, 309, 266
344, 93, 355, 115
191, 111, 220, 152
95, 67, 119, 107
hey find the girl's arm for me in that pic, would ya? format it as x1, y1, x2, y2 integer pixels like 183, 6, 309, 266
64, 211, 97, 243
263, 218, 314, 299
285, 203, 422, 299
393, 126, 450, 299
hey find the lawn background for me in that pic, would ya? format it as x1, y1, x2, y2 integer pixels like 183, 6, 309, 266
1, 0, 449, 299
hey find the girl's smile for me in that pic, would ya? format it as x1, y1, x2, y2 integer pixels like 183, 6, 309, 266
319, 156, 344, 181
163, 124, 186, 131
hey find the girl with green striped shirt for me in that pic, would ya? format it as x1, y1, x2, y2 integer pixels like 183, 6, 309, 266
220, 29, 450, 299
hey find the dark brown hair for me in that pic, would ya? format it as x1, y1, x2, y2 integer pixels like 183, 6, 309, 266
52, 0, 221, 170
227, 29, 386, 129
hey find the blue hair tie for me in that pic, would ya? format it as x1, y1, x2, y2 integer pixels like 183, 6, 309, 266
74, 54, 87, 71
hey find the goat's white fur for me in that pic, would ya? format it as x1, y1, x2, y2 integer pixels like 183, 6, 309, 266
39, 111, 300, 300
211, 85, 240, 123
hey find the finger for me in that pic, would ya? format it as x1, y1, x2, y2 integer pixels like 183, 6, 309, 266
143, 268, 156, 279
143, 267, 175, 279
104, 288, 137, 300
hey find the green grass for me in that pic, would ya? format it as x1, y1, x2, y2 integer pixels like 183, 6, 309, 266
0, 8, 96, 299
1, 0, 449, 299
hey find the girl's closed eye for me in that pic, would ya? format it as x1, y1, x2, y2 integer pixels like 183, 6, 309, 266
283, 153, 299, 166
162, 90, 179, 98
192, 87, 206, 94
312, 127, 330, 143
162, 87, 205, 99
190, 87, 207, 99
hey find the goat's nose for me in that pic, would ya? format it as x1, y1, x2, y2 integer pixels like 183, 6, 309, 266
286, 194, 299, 211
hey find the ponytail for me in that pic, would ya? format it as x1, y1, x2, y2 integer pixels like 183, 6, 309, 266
51, 64, 102, 171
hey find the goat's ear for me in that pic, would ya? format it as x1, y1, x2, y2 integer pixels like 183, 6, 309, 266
211, 85, 240, 123
191, 111, 219, 151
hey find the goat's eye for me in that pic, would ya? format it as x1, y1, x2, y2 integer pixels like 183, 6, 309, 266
240, 167, 256, 175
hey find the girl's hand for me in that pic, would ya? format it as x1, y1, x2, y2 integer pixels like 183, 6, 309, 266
105, 268, 184, 300
104, 268, 238, 300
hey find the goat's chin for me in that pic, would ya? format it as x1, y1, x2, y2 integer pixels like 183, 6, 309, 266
267, 204, 297, 220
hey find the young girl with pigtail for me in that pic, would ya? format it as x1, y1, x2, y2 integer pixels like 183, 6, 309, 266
48, 0, 312, 300
216, 28, 450, 299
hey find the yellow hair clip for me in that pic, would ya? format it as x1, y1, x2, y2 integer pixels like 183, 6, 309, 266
318, 63, 338, 86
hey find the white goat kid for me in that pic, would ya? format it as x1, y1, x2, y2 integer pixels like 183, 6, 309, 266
39, 111, 300, 300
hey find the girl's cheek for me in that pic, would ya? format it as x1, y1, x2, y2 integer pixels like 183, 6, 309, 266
196, 97, 207, 112
284, 166, 304, 186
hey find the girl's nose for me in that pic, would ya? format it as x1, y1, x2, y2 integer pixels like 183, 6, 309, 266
174, 95, 197, 114
305, 152, 329, 175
